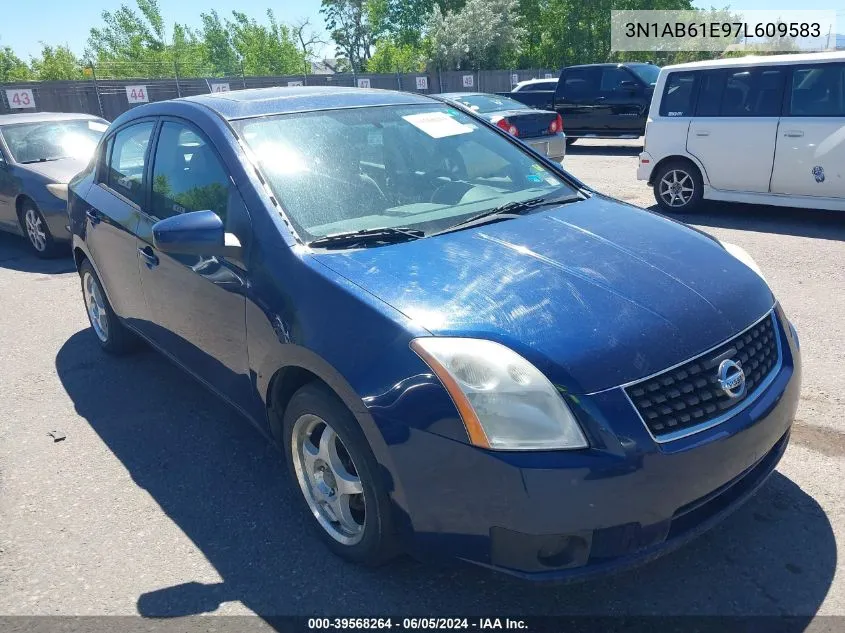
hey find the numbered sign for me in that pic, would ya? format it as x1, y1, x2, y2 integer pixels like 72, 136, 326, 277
210, 83, 230, 93
511, 73, 519, 85
544, 73, 554, 79
6, 89, 34, 109
126, 85, 149, 104
287, 80, 303, 87
415, 76, 428, 90
357, 78, 371, 89
462, 75, 474, 88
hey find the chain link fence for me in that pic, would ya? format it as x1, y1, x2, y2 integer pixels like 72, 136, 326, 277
0, 68, 560, 120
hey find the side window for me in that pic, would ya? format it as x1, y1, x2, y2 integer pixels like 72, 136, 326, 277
561, 68, 599, 100
719, 68, 784, 117
660, 72, 697, 117
600, 67, 632, 93
696, 71, 725, 116
151, 121, 230, 221
106, 122, 154, 206
788, 64, 845, 117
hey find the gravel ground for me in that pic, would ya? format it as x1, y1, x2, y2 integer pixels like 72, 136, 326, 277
0, 139, 842, 620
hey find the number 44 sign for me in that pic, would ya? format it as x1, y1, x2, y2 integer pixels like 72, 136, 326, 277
126, 85, 149, 104
6, 89, 34, 109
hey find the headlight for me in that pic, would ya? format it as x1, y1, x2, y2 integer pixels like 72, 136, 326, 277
46, 183, 69, 201
411, 338, 588, 451
720, 241, 766, 282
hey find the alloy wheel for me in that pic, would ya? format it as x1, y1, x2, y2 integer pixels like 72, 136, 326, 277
291, 414, 366, 545
658, 169, 695, 208
83, 271, 110, 343
24, 208, 47, 252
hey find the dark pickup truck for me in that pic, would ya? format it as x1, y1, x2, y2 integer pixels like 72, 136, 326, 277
504, 63, 660, 143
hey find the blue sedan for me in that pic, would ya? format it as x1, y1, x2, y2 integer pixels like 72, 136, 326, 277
68, 86, 801, 579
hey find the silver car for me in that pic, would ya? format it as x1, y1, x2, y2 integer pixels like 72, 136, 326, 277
0, 112, 108, 257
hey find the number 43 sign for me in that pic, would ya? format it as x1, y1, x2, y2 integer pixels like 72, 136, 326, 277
126, 85, 149, 104
6, 89, 35, 109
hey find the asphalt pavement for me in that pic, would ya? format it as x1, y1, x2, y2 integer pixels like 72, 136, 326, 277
0, 139, 843, 621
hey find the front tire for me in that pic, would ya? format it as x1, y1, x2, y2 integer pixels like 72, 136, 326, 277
283, 383, 398, 566
79, 260, 137, 355
19, 201, 60, 258
653, 160, 703, 213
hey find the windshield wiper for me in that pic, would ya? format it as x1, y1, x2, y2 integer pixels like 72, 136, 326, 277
19, 157, 65, 164
430, 193, 582, 236
308, 226, 424, 249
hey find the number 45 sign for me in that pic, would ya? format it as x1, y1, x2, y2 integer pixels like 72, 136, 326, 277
126, 85, 149, 104
6, 89, 35, 109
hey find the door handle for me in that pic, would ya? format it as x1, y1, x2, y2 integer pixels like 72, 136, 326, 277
695, 130, 710, 137
138, 246, 159, 268
783, 130, 804, 137
85, 209, 101, 224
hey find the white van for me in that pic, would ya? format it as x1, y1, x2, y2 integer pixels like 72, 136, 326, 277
638, 51, 845, 213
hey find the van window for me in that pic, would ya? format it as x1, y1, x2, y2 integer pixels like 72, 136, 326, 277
720, 69, 784, 117
788, 64, 845, 117
659, 72, 696, 117
696, 71, 725, 116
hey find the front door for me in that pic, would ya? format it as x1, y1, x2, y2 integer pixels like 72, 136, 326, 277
770, 63, 845, 199
557, 67, 603, 135
597, 66, 645, 135
135, 119, 252, 404
83, 120, 156, 325
686, 67, 785, 193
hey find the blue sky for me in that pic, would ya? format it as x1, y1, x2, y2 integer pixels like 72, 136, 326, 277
1, 0, 843, 60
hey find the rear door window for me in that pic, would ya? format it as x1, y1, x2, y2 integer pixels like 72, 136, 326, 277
696, 71, 725, 116
561, 68, 600, 100
660, 72, 697, 117
720, 68, 785, 117
787, 64, 845, 116
106, 121, 155, 206
600, 67, 633, 94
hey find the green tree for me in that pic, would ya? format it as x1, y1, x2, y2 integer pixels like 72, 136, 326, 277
30, 44, 85, 80
367, 39, 428, 72
321, 0, 378, 72
0, 45, 32, 82
198, 11, 240, 75
228, 10, 306, 76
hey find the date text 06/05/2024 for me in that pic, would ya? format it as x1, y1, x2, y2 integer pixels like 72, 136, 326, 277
624, 21, 822, 39
307, 618, 528, 630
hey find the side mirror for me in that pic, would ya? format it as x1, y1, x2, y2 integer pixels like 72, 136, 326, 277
619, 80, 640, 92
152, 210, 242, 259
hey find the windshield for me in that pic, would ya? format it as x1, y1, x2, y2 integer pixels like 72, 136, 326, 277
448, 94, 528, 114
0, 118, 108, 164
629, 64, 661, 85
234, 104, 578, 243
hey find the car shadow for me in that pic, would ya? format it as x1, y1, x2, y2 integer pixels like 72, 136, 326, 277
650, 202, 845, 241
566, 143, 642, 157
0, 231, 75, 273
56, 329, 836, 624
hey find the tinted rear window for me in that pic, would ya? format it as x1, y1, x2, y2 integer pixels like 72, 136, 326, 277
660, 72, 696, 117
788, 64, 845, 116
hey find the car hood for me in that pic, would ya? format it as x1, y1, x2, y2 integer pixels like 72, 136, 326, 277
15, 157, 89, 183
313, 195, 775, 394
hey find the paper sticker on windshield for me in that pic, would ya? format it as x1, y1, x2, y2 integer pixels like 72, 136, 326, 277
544, 176, 560, 186
530, 163, 545, 172
527, 174, 542, 183
403, 112, 473, 138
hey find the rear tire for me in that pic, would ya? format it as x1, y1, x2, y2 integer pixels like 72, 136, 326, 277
653, 160, 704, 213
283, 382, 399, 566
78, 259, 138, 355
19, 200, 60, 258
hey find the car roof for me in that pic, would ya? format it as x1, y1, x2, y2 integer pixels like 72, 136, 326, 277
0, 112, 103, 126
663, 50, 845, 72
564, 62, 653, 70
180, 86, 436, 120
439, 92, 498, 99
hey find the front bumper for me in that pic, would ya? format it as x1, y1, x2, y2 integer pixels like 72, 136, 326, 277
526, 134, 566, 162
637, 151, 654, 182
386, 312, 801, 580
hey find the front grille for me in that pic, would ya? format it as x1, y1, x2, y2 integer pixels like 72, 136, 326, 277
626, 312, 780, 440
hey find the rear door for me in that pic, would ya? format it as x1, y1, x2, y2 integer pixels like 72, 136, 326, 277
770, 62, 845, 199
597, 66, 646, 135
686, 67, 785, 193
82, 120, 156, 325
134, 118, 252, 403
556, 67, 602, 134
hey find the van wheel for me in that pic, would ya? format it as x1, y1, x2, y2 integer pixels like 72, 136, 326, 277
653, 160, 703, 213
79, 260, 138, 354
283, 383, 398, 566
